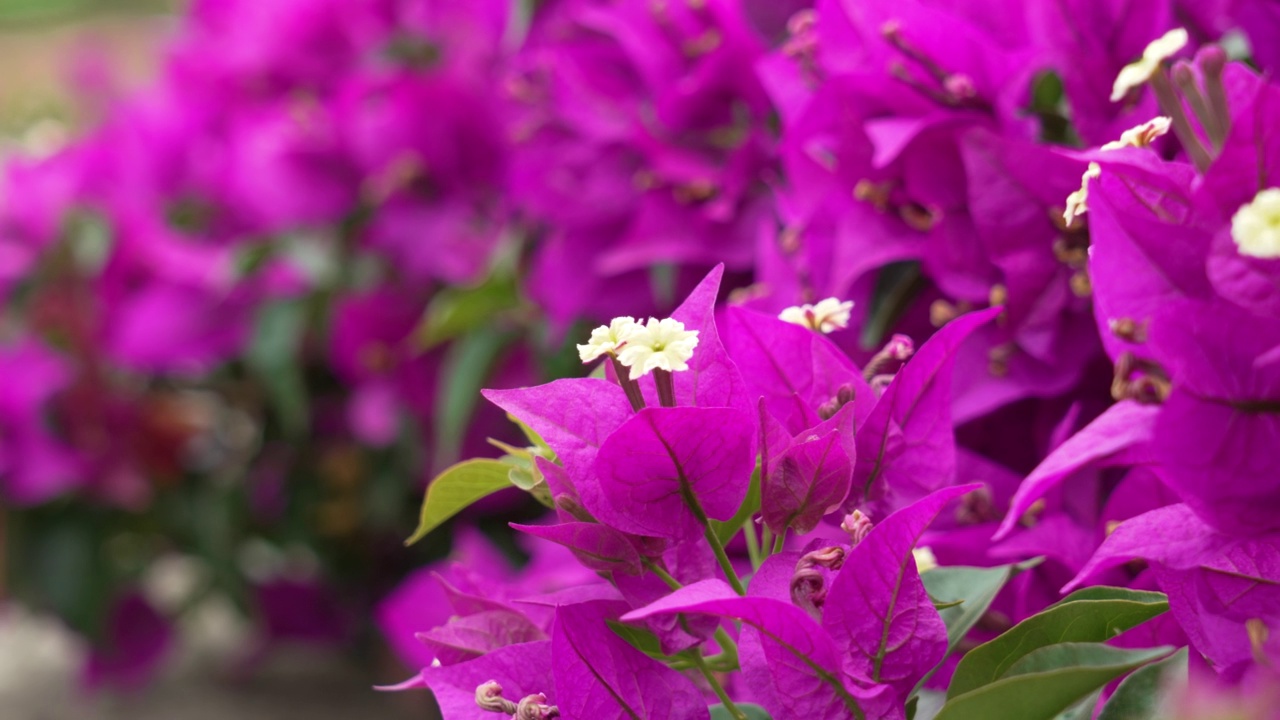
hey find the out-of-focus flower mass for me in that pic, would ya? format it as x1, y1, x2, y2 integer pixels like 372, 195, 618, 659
1, 0, 1279, 716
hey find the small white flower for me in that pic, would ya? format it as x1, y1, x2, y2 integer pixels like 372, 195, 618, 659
1101, 116, 1172, 151
1063, 162, 1102, 226
1111, 28, 1188, 101
577, 316, 640, 363
779, 298, 854, 333
912, 546, 938, 573
615, 317, 699, 380
1231, 187, 1280, 258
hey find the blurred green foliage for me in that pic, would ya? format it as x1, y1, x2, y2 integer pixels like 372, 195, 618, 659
0, 0, 175, 25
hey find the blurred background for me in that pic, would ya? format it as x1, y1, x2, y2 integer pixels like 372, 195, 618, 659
0, 0, 562, 717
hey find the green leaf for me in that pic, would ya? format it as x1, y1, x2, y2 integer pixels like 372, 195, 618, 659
28, 517, 104, 636
1049, 586, 1168, 607
1005, 643, 1166, 678
606, 620, 670, 662
931, 597, 966, 610
948, 586, 1169, 699
709, 703, 772, 720
935, 645, 1174, 720
711, 467, 761, 545
247, 300, 310, 438
509, 414, 556, 459
415, 274, 520, 350
487, 439, 556, 509
1096, 648, 1188, 720
405, 459, 513, 545
925, 559, 1043, 653
859, 261, 923, 350
914, 559, 1042, 694
432, 328, 509, 470
1055, 689, 1103, 720
910, 690, 947, 720
1031, 71, 1065, 112
650, 263, 678, 308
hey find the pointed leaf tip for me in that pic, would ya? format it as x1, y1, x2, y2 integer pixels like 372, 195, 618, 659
405, 459, 513, 545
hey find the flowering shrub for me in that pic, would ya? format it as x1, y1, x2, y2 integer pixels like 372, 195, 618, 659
1, 0, 1279, 714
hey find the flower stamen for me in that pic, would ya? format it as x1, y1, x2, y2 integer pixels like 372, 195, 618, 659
615, 317, 699, 381
1231, 188, 1280, 258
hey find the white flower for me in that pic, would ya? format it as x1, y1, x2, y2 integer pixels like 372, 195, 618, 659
1101, 116, 1172, 150
779, 298, 854, 333
1231, 188, 1280, 258
615, 317, 699, 380
912, 546, 938, 573
1111, 28, 1188, 101
577, 316, 640, 362
1063, 162, 1102, 226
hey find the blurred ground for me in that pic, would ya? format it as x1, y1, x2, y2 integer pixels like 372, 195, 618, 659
1, 649, 422, 720
0, 605, 426, 720
0, 0, 175, 138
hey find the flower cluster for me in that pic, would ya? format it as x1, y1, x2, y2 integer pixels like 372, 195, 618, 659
386, 266, 1004, 718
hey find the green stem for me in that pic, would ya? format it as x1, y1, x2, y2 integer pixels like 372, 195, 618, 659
675, 466, 748, 596
642, 559, 741, 663
772, 529, 787, 555
703, 522, 747, 595
712, 627, 739, 668
760, 525, 773, 560
644, 558, 682, 591
742, 518, 761, 570
608, 355, 647, 412
690, 653, 747, 720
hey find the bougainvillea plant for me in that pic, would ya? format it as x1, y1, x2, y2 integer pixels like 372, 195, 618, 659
384, 255, 1269, 718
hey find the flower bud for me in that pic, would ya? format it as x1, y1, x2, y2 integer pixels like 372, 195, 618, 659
841, 510, 875, 545
476, 681, 517, 714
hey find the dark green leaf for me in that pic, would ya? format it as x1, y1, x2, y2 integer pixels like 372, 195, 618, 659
711, 467, 761, 545
1006, 643, 1167, 678
1096, 648, 1188, 720
1055, 689, 1103, 720
1031, 71, 1065, 112
709, 703, 772, 720
925, 559, 1043, 653
914, 559, 1042, 694
948, 587, 1169, 698
29, 518, 102, 635
859, 261, 923, 350
935, 645, 1174, 720
405, 459, 513, 545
